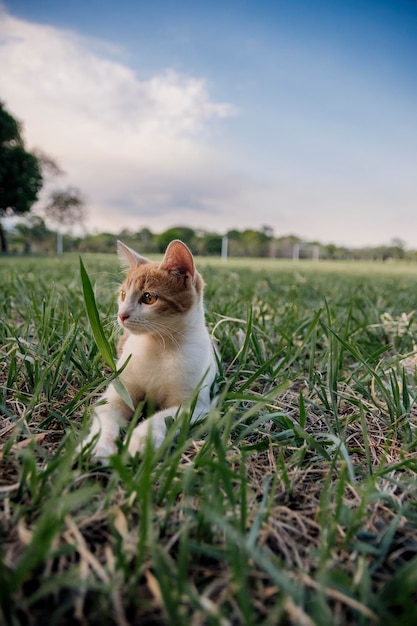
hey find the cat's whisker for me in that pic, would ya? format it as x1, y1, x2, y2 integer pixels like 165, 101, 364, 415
143, 323, 178, 351
120, 317, 187, 351
152, 329, 167, 351
146, 320, 185, 342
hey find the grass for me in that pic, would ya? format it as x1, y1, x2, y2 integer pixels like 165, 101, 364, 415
2, 253, 417, 625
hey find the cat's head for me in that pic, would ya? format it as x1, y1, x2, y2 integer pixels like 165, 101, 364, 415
116, 239, 204, 336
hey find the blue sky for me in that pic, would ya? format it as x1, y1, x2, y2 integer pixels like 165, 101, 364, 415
1, 0, 417, 247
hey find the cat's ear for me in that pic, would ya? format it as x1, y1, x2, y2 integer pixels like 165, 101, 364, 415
159, 240, 195, 281
117, 241, 149, 269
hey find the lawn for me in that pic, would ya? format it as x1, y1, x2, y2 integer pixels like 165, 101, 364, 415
1, 253, 417, 625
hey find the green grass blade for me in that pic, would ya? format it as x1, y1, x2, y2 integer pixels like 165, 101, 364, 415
79, 257, 116, 371
112, 375, 134, 411
80, 257, 134, 410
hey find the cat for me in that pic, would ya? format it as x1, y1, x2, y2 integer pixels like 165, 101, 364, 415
78, 239, 218, 461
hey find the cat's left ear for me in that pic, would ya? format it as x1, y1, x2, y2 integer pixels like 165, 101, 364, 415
160, 240, 195, 283
117, 241, 149, 269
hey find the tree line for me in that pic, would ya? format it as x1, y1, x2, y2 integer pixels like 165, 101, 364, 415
6, 219, 415, 261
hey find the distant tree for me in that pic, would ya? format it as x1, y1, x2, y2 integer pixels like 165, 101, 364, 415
78, 232, 116, 253
43, 186, 86, 229
115, 228, 156, 254
226, 229, 270, 257
201, 232, 223, 255
241, 229, 270, 257
156, 227, 195, 252
41, 186, 86, 254
324, 243, 337, 259
12, 215, 54, 254
226, 229, 245, 256
388, 238, 406, 260
273, 235, 301, 258
0, 102, 43, 252
260, 225, 274, 239
226, 229, 241, 240
135, 227, 155, 253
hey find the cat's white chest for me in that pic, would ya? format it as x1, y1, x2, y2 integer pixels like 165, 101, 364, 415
117, 333, 208, 408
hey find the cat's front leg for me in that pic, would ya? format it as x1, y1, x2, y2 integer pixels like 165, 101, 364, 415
127, 406, 179, 456
126, 394, 212, 456
78, 384, 132, 460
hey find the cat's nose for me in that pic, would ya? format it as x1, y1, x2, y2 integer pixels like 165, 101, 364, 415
119, 312, 130, 322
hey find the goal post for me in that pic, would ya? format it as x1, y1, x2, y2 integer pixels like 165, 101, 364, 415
292, 243, 320, 261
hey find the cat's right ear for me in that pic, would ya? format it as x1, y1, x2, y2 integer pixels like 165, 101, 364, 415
117, 241, 149, 269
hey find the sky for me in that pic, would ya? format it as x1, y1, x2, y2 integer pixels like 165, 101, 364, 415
1, 0, 417, 248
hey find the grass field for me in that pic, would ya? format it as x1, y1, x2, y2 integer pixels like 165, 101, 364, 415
2, 253, 417, 625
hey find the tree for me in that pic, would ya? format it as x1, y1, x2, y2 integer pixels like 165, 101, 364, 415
12, 215, 54, 254
388, 238, 406, 260
42, 186, 86, 254
226, 228, 271, 257
0, 102, 43, 252
78, 232, 116, 253
200, 232, 223, 255
156, 227, 195, 252
43, 186, 86, 228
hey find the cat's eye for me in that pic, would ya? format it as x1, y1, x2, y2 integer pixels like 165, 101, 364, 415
141, 292, 158, 305
120, 290, 126, 302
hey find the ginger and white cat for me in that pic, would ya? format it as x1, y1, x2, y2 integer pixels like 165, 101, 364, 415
79, 239, 217, 460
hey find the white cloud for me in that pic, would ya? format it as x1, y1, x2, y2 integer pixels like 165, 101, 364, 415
0, 9, 236, 232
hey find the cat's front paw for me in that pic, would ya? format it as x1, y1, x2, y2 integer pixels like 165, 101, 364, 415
127, 418, 167, 457
93, 438, 117, 460
76, 433, 117, 463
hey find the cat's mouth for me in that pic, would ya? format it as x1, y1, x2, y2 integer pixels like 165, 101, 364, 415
119, 317, 143, 330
